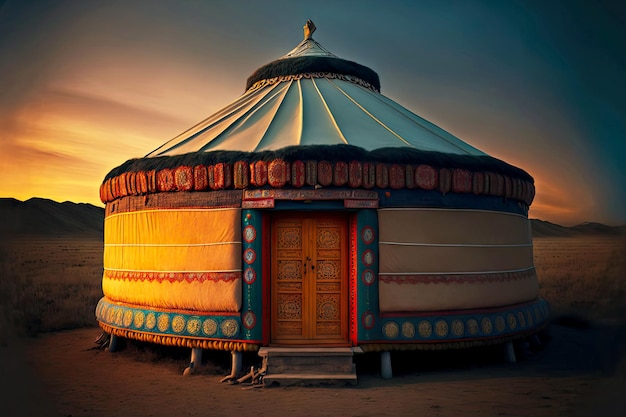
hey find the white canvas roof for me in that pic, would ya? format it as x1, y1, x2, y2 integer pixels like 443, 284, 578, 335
146, 28, 485, 158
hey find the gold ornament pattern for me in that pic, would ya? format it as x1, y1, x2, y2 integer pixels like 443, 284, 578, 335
133, 311, 145, 328
123, 310, 133, 327
507, 313, 517, 330
172, 315, 186, 333
495, 316, 506, 332
435, 320, 449, 337
481, 317, 493, 334
187, 318, 201, 335
202, 318, 218, 336
146, 312, 156, 330
221, 319, 239, 337
467, 318, 479, 335
451, 319, 465, 336
383, 321, 400, 339
418, 320, 433, 337
157, 314, 170, 332
402, 321, 416, 338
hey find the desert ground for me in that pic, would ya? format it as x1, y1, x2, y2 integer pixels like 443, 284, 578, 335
1, 235, 625, 417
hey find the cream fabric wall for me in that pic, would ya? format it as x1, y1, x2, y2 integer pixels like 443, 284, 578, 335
378, 208, 538, 312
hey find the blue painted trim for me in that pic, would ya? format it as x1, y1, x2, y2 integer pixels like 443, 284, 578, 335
242, 209, 263, 341
359, 298, 550, 343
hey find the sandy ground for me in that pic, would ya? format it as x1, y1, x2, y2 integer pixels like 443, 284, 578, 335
2, 319, 625, 417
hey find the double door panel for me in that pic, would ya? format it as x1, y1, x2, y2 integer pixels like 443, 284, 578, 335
271, 214, 348, 344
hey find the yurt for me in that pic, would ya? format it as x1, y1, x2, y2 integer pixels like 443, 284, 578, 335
95, 21, 549, 382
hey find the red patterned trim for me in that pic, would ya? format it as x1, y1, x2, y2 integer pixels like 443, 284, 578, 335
104, 270, 241, 283
243, 189, 378, 201
379, 269, 535, 285
101, 158, 535, 207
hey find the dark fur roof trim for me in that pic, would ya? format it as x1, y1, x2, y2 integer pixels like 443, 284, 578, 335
245, 56, 381, 91
104, 144, 533, 183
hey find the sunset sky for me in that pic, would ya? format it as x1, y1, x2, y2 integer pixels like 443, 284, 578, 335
1, 0, 624, 226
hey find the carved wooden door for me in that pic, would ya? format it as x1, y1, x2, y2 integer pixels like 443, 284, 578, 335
271, 214, 348, 344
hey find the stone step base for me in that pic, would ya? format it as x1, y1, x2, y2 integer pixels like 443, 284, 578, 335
258, 347, 361, 386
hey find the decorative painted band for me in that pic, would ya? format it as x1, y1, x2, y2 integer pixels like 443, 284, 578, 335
247, 72, 379, 93
95, 297, 256, 344
101, 160, 534, 206
103, 270, 241, 284
378, 268, 536, 285
360, 297, 549, 344
357, 324, 548, 352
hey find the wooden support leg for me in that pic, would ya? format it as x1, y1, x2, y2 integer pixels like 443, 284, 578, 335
380, 351, 393, 379
107, 334, 119, 353
219, 350, 243, 383
183, 348, 203, 376
504, 341, 516, 363
231, 350, 243, 376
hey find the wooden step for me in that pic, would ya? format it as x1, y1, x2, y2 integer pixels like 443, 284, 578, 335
258, 347, 361, 386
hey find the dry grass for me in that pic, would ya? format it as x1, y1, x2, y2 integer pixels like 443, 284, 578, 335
534, 236, 626, 320
0, 236, 103, 343
1, 235, 624, 346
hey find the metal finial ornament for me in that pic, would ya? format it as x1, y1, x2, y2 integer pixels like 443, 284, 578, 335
304, 20, 316, 40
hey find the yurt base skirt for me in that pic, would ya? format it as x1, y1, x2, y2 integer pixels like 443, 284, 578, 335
95, 297, 550, 352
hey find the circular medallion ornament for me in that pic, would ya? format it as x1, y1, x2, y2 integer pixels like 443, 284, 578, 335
481, 317, 493, 334
133, 311, 145, 329
361, 226, 375, 245
244, 267, 256, 285
221, 319, 239, 337
114, 308, 123, 326
187, 318, 201, 335
435, 320, 449, 337
243, 225, 256, 243
451, 319, 465, 336
202, 318, 218, 336
517, 311, 526, 328
123, 310, 133, 327
402, 321, 416, 338
243, 311, 256, 330
362, 249, 375, 266
172, 315, 186, 333
157, 314, 170, 332
467, 318, 479, 335
507, 313, 517, 330
495, 316, 506, 332
361, 269, 375, 285
106, 306, 115, 323
418, 320, 432, 338
243, 248, 256, 264
526, 310, 534, 327
146, 312, 156, 330
362, 311, 375, 329
383, 321, 400, 339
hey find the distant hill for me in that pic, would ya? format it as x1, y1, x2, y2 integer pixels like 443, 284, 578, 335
0, 198, 104, 236
530, 219, 625, 238
0, 197, 623, 238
